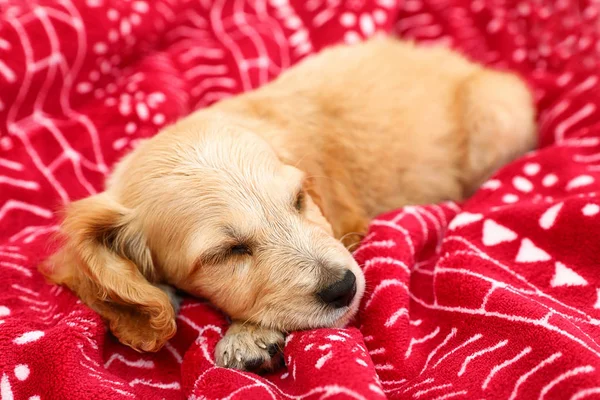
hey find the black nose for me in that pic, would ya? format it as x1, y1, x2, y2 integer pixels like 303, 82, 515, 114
318, 270, 357, 308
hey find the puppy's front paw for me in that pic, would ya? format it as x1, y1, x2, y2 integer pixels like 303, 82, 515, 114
215, 322, 284, 373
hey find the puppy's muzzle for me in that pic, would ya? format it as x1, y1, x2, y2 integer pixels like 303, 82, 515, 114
317, 270, 357, 308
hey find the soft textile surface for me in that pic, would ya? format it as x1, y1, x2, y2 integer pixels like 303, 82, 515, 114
1, 0, 600, 399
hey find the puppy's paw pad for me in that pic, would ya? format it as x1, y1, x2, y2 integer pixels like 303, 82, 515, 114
215, 327, 284, 373
267, 343, 279, 357
244, 358, 265, 370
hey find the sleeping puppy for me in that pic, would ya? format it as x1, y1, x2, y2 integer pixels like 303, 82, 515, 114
41, 38, 536, 372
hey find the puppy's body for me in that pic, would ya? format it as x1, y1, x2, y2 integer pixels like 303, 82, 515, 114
44, 38, 536, 371
208, 39, 534, 238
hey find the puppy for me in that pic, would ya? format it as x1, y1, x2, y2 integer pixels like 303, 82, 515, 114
41, 38, 536, 372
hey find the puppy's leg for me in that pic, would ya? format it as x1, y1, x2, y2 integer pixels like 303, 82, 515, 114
459, 70, 537, 196
215, 322, 285, 372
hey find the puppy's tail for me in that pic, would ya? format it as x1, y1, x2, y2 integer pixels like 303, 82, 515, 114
458, 69, 537, 196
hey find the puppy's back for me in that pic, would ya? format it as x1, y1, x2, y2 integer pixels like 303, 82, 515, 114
213, 38, 536, 227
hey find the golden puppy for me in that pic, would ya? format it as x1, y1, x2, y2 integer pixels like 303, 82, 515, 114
41, 38, 536, 372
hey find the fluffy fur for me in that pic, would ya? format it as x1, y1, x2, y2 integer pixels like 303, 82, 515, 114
41, 38, 536, 371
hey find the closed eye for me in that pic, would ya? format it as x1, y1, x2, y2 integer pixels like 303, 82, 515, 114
194, 239, 253, 269
229, 244, 252, 256
294, 189, 305, 212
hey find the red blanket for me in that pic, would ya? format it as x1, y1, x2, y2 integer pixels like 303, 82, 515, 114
1, 0, 600, 399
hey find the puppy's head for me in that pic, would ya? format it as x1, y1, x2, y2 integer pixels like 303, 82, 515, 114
43, 113, 365, 351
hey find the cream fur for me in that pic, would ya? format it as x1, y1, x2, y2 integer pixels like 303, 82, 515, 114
41, 38, 536, 371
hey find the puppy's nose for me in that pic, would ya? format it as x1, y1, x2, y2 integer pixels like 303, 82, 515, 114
318, 270, 357, 308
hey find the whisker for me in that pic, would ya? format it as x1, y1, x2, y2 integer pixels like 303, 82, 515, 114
345, 241, 362, 252
292, 151, 319, 168
304, 174, 349, 190
240, 308, 265, 328
339, 231, 363, 243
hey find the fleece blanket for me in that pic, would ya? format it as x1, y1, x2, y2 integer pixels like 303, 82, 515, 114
1, 0, 600, 399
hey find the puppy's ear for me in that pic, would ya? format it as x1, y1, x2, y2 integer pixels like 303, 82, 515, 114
42, 193, 176, 352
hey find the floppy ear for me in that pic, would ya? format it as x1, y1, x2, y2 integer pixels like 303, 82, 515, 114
42, 193, 176, 352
